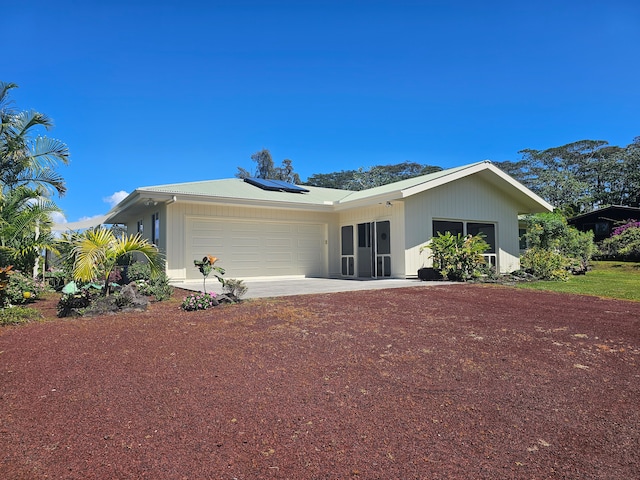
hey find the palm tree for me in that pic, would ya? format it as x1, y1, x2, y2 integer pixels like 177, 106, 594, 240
0, 81, 69, 196
0, 185, 61, 272
70, 227, 164, 296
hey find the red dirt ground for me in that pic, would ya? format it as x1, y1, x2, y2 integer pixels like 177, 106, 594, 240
1, 284, 639, 479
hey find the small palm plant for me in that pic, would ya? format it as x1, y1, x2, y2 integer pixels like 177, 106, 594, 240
69, 227, 163, 296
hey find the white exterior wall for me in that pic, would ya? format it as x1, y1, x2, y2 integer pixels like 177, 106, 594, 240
404, 176, 522, 275
165, 201, 336, 280
123, 204, 168, 256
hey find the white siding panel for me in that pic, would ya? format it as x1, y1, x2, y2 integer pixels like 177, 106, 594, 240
404, 176, 522, 275
185, 217, 326, 279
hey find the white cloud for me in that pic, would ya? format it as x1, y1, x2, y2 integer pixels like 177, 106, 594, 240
103, 190, 129, 208
78, 214, 107, 222
50, 211, 67, 225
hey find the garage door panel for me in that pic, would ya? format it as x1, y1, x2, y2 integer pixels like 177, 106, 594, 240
188, 218, 325, 279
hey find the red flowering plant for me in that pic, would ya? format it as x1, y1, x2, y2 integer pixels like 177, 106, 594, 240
193, 255, 225, 293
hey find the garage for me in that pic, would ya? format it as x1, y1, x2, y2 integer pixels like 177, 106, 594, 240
187, 217, 327, 279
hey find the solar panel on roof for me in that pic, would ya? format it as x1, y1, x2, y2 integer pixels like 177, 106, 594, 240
244, 177, 310, 193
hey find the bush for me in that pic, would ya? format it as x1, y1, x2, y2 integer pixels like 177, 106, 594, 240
127, 262, 151, 282
57, 290, 94, 317
599, 225, 640, 261
133, 279, 153, 296
43, 269, 67, 291
521, 212, 596, 277
223, 278, 248, 299
520, 247, 570, 281
2, 271, 46, 307
562, 227, 596, 271
133, 273, 174, 301
181, 291, 219, 311
420, 232, 490, 281
149, 273, 174, 301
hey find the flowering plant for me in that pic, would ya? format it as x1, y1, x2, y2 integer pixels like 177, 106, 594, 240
612, 220, 640, 237
193, 255, 225, 293
180, 291, 219, 311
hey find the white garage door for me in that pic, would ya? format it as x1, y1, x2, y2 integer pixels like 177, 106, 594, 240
187, 218, 326, 279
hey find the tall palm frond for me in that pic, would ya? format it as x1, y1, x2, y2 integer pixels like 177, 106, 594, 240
0, 82, 18, 118
0, 87, 69, 196
72, 228, 113, 282
72, 228, 163, 295
0, 186, 61, 270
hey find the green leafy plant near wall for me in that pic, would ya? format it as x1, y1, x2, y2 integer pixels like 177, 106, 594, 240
421, 232, 490, 281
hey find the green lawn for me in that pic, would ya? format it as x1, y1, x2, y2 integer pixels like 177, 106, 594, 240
515, 261, 640, 302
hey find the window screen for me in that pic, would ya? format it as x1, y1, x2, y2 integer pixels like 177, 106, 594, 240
341, 226, 354, 255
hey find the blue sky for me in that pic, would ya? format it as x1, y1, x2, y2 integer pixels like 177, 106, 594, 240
4, 0, 639, 224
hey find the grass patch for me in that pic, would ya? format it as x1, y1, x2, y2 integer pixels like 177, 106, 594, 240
515, 261, 640, 301
0, 306, 43, 326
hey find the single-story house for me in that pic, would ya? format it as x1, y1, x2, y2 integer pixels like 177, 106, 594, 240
103, 161, 553, 281
568, 205, 640, 242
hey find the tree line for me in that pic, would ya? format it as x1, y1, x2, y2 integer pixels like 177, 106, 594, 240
239, 138, 640, 216
494, 138, 640, 215
237, 149, 442, 191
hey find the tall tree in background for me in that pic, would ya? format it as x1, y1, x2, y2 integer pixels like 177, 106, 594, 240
494, 138, 640, 215
306, 161, 442, 190
236, 149, 301, 184
623, 137, 640, 205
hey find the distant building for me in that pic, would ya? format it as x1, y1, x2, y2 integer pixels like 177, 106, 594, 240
568, 206, 640, 242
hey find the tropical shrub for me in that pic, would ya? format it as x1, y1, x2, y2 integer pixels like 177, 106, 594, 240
520, 247, 570, 281
2, 270, 46, 306
0, 265, 15, 301
133, 279, 153, 296
223, 278, 248, 299
599, 223, 640, 261
181, 291, 219, 311
43, 268, 67, 291
148, 273, 174, 301
132, 272, 173, 301
612, 220, 640, 236
561, 227, 596, 271
56, 290, 93, 317
66, 227, 163, 296
523, 212, 568, 250
521, 212, 595, 278
420, 232, 490, 281
127, 262, 151, 282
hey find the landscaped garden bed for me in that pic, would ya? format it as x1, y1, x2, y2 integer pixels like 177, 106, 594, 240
1, 284, 639, 479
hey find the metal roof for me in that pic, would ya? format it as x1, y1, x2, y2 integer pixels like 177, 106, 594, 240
104, 161, 553, 223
